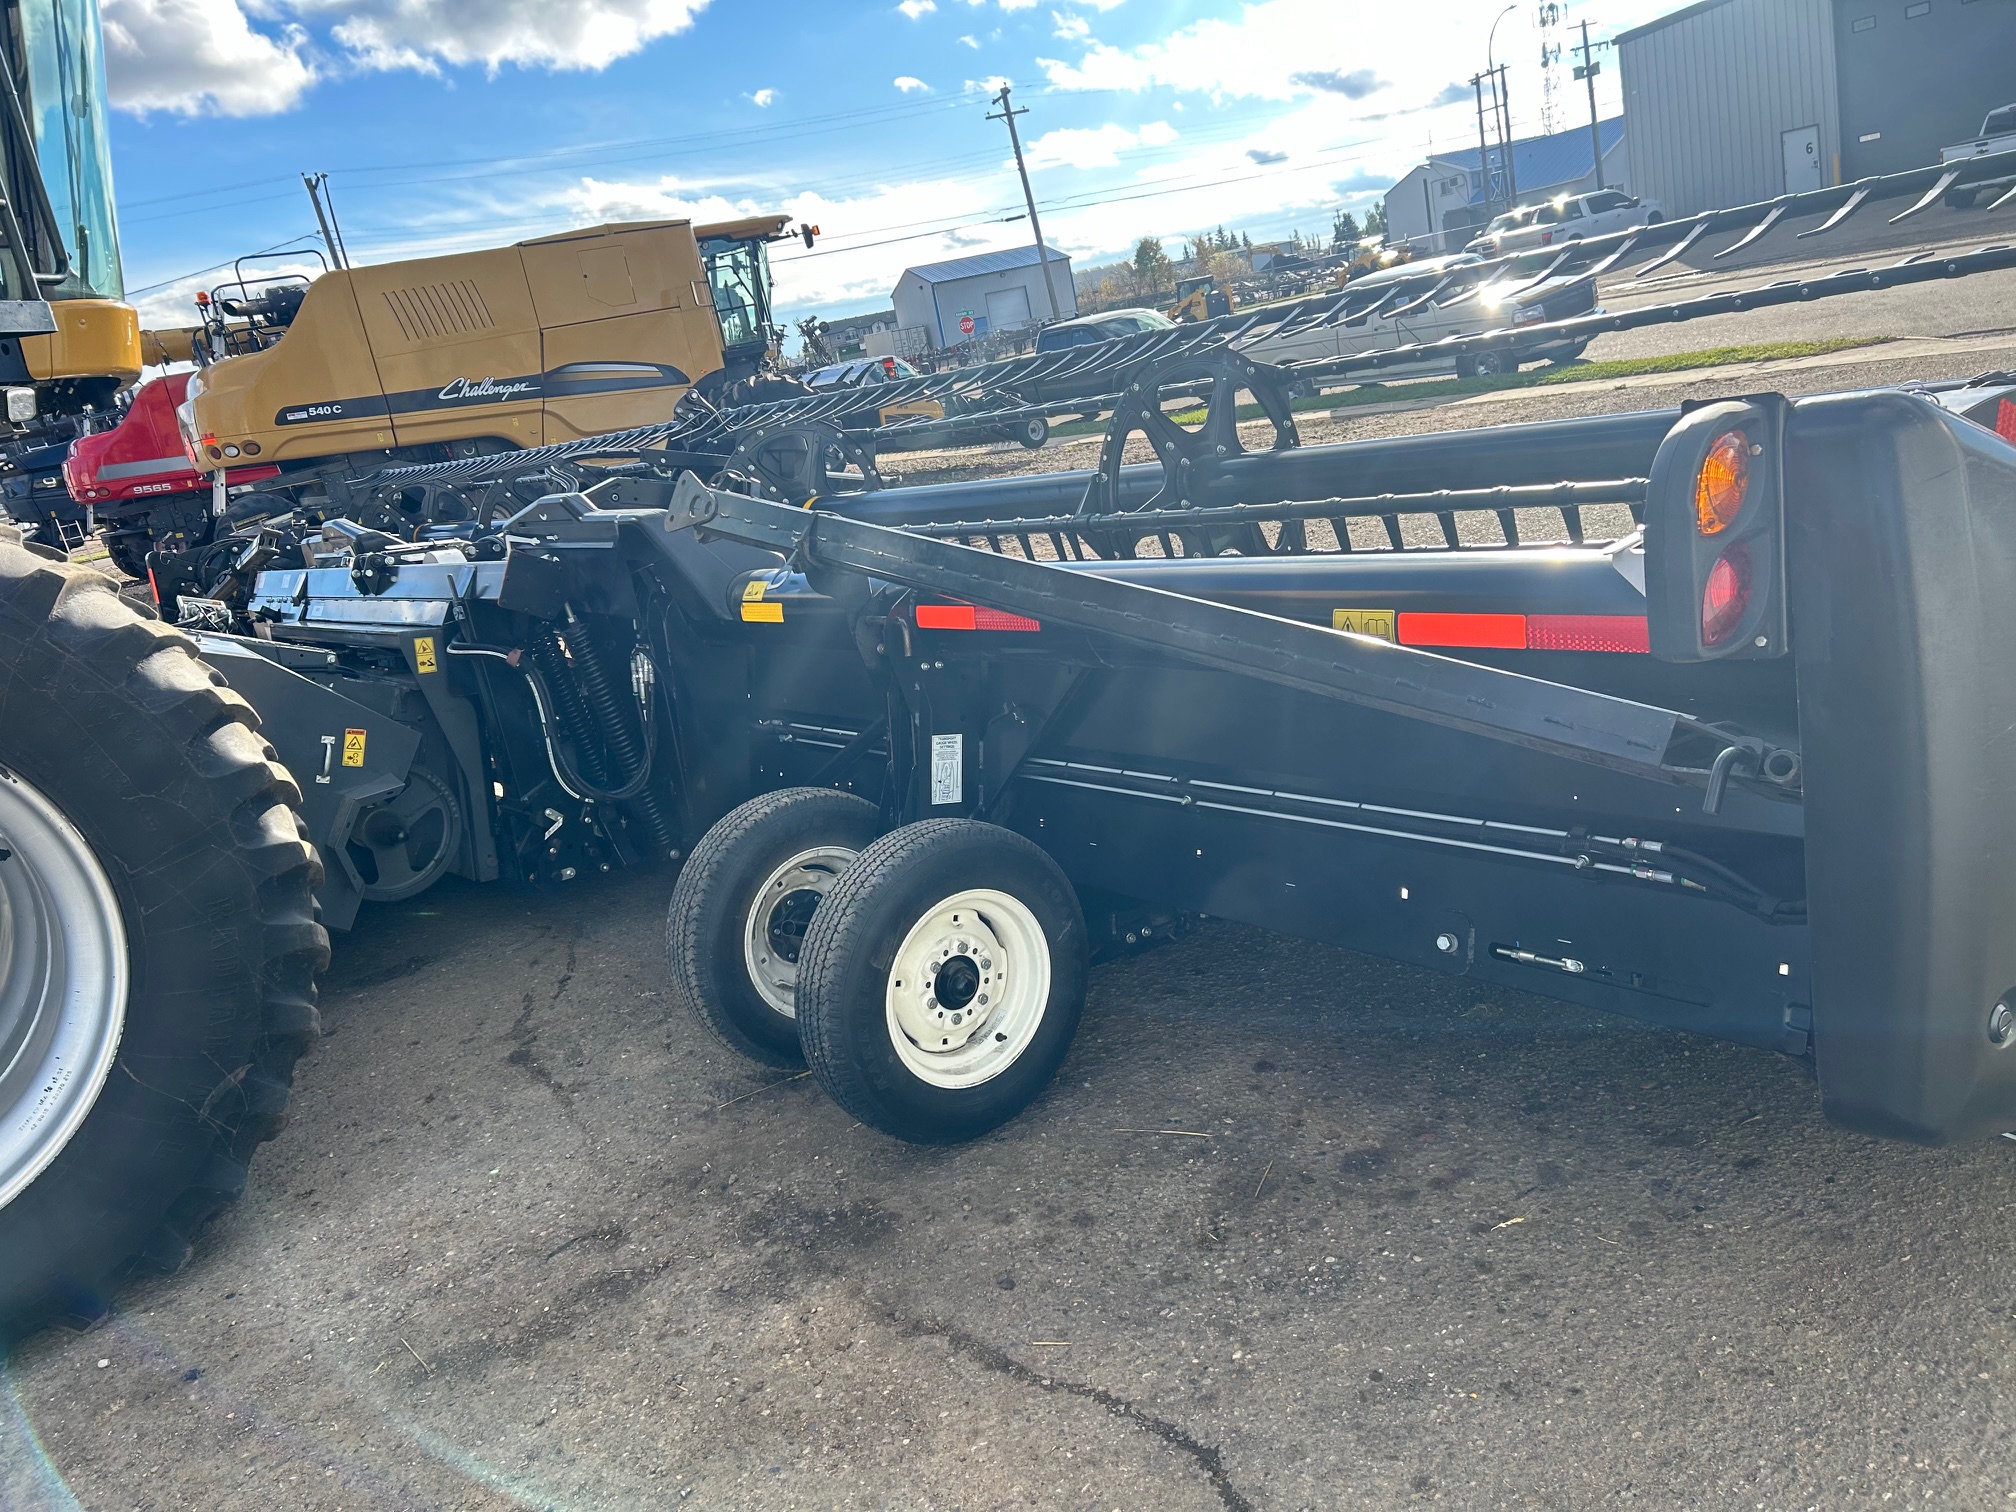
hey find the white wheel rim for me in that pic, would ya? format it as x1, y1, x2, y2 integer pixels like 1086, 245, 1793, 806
742, 846, 858, 1018
0, 766, 128, 1212
884, 888, 1049, 1090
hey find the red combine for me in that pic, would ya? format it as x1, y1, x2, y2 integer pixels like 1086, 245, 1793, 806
64, 372, 277, 578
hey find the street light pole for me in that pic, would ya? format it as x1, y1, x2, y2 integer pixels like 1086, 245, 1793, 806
1575, 20, 1607, 192
1487, 5, 1519, 206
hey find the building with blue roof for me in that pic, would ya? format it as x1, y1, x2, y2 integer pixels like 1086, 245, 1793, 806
892, 243, 1077, 351
1383, 117, 1630, 255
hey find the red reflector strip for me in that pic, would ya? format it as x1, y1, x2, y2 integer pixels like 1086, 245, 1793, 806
1396, 611, 1648, 653
1397, 612, 1527, 649
1998, 399, 2016, 444
914, 603, 1041, 632
1525, 614, 1650, 653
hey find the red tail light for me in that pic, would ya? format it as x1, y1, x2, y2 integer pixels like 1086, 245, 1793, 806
1998, 399, 2016, 444
1701, 549, 1751, 647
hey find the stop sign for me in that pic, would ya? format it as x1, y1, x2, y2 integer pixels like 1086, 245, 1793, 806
958, 313, 976, 336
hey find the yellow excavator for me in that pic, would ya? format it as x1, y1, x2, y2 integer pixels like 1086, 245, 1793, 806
175, 213, 812, 528
0, 0, 141, 549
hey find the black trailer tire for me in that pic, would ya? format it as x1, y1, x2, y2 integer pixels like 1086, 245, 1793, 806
667, 787, 881, 1068
1945, 187, 1978, 210
0, 527, 327, 1346
795, 820, 1087, 1144
1013, 416, 1049, 449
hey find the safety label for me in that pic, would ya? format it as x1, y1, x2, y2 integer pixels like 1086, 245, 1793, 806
1331, 607, 1397, 642
414, 636, 438, 673
740, 578, 783, 622
930, 734, 963, 807
342, 728, 367, 767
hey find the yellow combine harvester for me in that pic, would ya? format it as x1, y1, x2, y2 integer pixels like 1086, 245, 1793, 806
178, 213, 811, 518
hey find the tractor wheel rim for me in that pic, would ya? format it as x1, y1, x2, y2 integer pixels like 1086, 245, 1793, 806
884, 888, 1049, 1090
743, 846, 857, 1018
0, 766, 128, 1212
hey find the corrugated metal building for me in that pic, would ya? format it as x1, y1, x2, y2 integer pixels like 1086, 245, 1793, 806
1619, 0, 2016, 217
1384, 118, 1630, 254
892, 245, 1076, 350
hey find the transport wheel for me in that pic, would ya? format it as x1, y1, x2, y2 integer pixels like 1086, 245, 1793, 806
345, 766, 462, 904
1944, 188, 1977, 210
667, 787, 881, 1068
1459, 349, 1512, 380
1014, 416, 1049, 449
101, 529, 152, 581
795, 820, 1088, 1144
0, 526, 327, 1344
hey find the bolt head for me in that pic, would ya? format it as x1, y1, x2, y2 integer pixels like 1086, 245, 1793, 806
1990, 1001, 2015, 1047
1435, 932, 1459, 955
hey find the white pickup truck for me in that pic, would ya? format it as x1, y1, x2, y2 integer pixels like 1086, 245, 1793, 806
1941, 104, 2016, 208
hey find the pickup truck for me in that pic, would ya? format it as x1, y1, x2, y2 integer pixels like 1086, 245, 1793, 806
1940, 104, 2016, 207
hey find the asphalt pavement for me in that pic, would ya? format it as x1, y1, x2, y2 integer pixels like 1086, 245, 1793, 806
8, 231, 2016, 1512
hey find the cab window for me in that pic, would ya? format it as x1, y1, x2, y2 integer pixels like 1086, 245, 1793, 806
701, 238, 772, 357
18, 0, 123, 300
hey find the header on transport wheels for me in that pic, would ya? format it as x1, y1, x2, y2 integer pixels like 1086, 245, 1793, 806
627, 380, 2016, 1146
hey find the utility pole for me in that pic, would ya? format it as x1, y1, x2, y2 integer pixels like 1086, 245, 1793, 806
1471, 74, 1496, 213
987, 85, 1063, 323
302, 172, 349, 269
1574, 20, 1608, 191
1494, 64, 1518, 203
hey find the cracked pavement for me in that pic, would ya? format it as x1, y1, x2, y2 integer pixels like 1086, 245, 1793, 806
7, 868, 2016, 1510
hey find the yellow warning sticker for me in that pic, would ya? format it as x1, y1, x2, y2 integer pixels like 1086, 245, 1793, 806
1332, 607, 1397, 642
741, 578, 769, 601
413, 635, 438, 673
741, 601, 784, 623
342, 728, 366, 767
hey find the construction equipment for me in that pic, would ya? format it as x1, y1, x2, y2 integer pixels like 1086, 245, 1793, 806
0, 0, 326, 1345
1339, 235, 1413, 282
1166, 272, 1235, 322
165, 214, 812, 550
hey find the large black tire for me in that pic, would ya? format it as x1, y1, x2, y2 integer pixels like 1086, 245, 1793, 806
0, 527, 327, 1345
1012, 415, 1049, 449
101, 527, 152, 582
795, 820, 1088, 1144
667, 787, 881, 1068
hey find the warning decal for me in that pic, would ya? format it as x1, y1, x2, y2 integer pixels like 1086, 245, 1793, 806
342, 728, 367, 767
414, 636, 438, 673
1331, 607, 1397, 642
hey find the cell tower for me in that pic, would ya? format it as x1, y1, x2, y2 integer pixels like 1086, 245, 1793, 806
1537, 1, 1564, 136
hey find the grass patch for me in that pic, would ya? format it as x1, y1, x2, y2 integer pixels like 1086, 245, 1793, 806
1048, 336, 1888, 437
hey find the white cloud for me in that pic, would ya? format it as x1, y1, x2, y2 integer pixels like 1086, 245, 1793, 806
104, 0, 715, 113
1021, 119, 1175, 170
748, 86, 777, 106
101, 0, 315, 116
957, 33, 979, 46
897, 0, 935, 16
299, 0, 711, 73
129, 256, 327, 331
1051, 10, 1088, 39
893, 75, 930, 92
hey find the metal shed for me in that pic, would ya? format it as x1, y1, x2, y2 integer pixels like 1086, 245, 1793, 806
892, 245, 1076, 351
1619, 0, 2016, 217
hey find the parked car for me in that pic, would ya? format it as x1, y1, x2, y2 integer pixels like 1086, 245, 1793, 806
807, 355, 1048, 449
1245, 254, 1598, 379
1007, 307, 1182, 410
1468, 189, 1664, 255
1940, 104, 2016, 207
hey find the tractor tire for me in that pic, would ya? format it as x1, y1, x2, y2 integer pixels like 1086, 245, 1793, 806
795, 820, 1087, 1144
667, 787, 881, 1068
0, 526, 327, 1346
102, 528, 152, 582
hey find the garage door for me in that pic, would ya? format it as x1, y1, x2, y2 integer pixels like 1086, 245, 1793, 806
985, 285, 1034, 330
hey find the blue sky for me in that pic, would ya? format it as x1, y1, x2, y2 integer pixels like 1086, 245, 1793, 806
105, 0, 1669, 333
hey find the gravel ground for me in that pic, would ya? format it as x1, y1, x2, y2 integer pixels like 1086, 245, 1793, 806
7, 276, 2016, 1512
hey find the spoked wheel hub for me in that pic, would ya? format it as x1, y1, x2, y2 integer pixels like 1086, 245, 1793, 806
885, 889, 1050, 1089
744, 846, 858, 1017
345, 767, 461, 904
0, 767, 128, 1210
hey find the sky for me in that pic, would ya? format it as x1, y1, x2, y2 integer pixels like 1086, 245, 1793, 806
104, 0, 1677, 337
